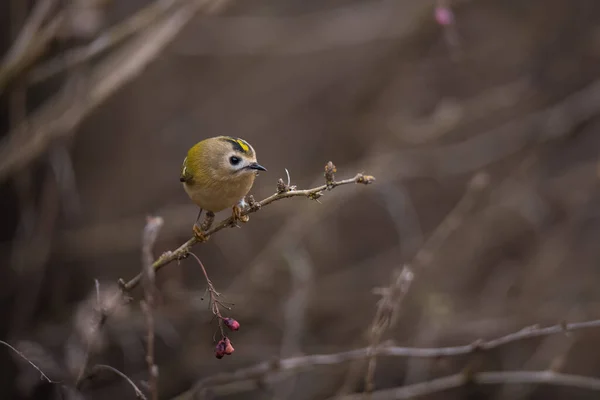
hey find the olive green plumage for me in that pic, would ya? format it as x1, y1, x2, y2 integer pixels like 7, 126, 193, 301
180, 136, 266, 213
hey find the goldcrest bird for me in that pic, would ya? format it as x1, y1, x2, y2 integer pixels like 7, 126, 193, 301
180, 136, 266, 238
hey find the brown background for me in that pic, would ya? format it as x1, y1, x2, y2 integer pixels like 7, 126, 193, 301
2, 0, 600, 399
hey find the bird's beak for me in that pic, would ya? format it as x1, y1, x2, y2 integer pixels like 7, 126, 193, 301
247, 162, 267, 171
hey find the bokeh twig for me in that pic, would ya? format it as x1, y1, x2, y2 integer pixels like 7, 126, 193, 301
0, 340, 54, 383
0, 0, 60, 94
141, 216, 164, 400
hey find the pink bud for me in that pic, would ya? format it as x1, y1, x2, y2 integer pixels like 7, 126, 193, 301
434, 6, 454, 26
215, 339, 227, 359
223, 338, 235, 355
223, 317, 240, 331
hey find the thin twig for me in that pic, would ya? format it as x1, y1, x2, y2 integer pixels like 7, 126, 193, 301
75, 280, 107, 384
2, 0, 57, 65
190, 254, 227, 334
120, 171, 375, 292
90, 364, 147, 400
174, 318, 600, 397
0, 340, 54, 383
141, 216, 164, 400
188, 253, 228, 337
0, 1, 62, 95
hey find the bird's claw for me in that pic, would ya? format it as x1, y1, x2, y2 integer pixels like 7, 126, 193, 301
231, 205, 249, 224
193, 224, 210, 242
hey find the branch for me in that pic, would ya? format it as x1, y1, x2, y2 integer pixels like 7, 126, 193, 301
173, 318, 600, 398
89, 364, 147, 400
338, 371, 600, 400
0, 0, 60, 94
141, 216, 164, 400
188, 253, 227, 337
0, 340, 54, 383
120, 168, 375, 292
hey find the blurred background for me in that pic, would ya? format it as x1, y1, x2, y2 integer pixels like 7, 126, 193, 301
2, 0, 600, 399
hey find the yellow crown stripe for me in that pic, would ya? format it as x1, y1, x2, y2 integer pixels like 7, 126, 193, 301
235, 139, 250, 153
222, 136, 252, 154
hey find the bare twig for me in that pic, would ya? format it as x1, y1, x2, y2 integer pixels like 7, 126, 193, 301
274, 246, 315, 398
188, 253, 228, 337
173, 318, 600, 397
338, 371, 600, 400
74, 280, 114, 384
141, 216, 164, 400
3, 0, 58, 65
0, 9, 64, 94
0, 340, 54, 383
363, 172, 489, 392
120, 170, 375, 292
90, 364, 147, 400
364, 267, 414, 393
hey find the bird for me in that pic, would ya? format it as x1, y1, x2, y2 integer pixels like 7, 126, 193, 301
180, 136, 266, 240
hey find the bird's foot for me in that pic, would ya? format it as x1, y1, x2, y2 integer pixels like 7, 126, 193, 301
193, 211, 215, 241
231, 204, 249, 227
193, 224, 210, 242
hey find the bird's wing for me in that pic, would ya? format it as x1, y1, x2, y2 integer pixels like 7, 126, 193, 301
179, 157, 194, 183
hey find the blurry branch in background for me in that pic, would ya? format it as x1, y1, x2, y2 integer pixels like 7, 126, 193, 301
7, 220, 167, 397
174, 318, 600, 398
363, 172, 489, 393
120, 165, 375, 292
140, 216, 164, 400
276, 246, 315, 397
0, 0, 61, 94
340, 371, 600, 400
88, 364, 146, 400
73, 279, 112, 384
0, 0, 232, 183
364, 267, 414, 393
6, 282, 138, 397
0, 340, 54, 383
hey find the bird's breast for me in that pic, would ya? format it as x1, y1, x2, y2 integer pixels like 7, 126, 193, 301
184, 174, 256, 212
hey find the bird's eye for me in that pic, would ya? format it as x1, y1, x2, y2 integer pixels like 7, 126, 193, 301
229, 156, 241, 166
